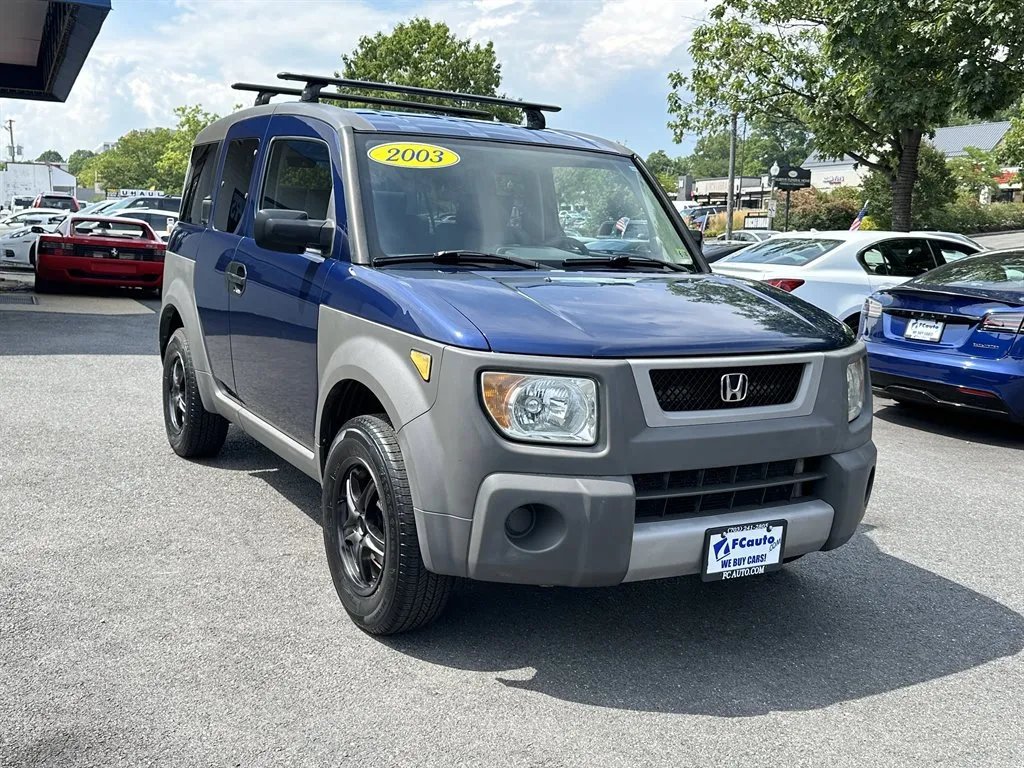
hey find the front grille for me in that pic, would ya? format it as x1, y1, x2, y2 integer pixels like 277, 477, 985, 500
633, 457, 823, 521
650, 363, 804, 411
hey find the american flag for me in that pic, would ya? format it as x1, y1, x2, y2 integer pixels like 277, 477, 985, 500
614, 216, 630, 234
849, 200, 869, 231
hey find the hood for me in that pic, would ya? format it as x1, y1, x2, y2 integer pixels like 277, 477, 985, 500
394, 270, 852, 357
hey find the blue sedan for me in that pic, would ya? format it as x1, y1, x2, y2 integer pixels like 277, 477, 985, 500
862, 249, 1024, 422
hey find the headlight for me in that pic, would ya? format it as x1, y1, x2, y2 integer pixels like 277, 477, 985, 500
481, 372, 598, 445
846, 358, 866, 422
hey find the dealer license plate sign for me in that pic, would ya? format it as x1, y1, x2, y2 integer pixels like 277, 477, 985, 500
904, 318, 944, 342
702, 520, 786, 581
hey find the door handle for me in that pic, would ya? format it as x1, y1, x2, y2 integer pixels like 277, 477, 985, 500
226, 261, 247, 295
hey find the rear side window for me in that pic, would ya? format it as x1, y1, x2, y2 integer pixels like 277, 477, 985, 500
861, 238, 938, 277
259, 139, 332, 220
181, 142, 221, 225
929, 240, 978, 265
215, 138, 260, 233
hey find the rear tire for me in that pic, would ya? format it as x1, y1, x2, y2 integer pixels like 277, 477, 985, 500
322, 415, 453, 635
162, 328, 229, 458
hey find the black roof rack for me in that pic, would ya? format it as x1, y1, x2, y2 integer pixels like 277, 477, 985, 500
276, 71, 561, 129
232, 83, 304, 106
232, 82, 492, 118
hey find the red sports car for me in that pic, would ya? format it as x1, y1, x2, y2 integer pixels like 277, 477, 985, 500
34, 215, 166, 293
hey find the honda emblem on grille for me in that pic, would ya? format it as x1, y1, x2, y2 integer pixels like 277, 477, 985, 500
720, 373, 749, 403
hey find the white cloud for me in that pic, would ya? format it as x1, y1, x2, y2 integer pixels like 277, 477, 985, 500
2, 0, 703, 163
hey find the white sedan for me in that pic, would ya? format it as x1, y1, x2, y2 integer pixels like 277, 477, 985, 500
0, 208, 67, 233
711, 230, 984, 326
0, 216, 65, 268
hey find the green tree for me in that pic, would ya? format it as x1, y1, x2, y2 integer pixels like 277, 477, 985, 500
155, 104, 220, 193
92, 128, 175, 191
1000, 102, 1024, 169
947, 147, 1002, 199
668, 0, 1024, 230
67, 149, 95, 178
645, 150, 688, 178
338, 18, 519, 123
36, 149, 63, 163
860, 144, 956, 229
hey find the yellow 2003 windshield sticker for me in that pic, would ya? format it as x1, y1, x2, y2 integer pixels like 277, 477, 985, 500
368, 142, 460, 169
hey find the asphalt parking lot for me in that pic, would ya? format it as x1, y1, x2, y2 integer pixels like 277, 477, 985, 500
1, 274, 1022, 767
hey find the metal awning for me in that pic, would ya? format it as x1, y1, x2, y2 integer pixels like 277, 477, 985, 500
0, 0, 111, 102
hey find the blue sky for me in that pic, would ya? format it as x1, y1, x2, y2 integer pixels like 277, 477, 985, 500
1, 0, 706, 163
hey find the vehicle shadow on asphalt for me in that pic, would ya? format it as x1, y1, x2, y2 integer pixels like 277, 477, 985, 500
206, 433, 1024, 718
874, 400, 1022, 449
205, 430, 323, 525
384, 530, 1024, 717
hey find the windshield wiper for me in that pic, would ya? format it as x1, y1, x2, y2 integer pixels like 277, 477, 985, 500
372, 250, 547, 270
560, 254, 692, 272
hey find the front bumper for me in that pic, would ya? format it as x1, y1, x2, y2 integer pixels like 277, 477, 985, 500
402, 343, 875, 586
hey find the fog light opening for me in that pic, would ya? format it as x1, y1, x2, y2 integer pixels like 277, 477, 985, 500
504, 505, 537, 540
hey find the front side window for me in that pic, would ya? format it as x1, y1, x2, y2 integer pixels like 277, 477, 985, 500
181, 142, 220, 225
721, 237, 842, 266
356, 135, 696, 269
215, 138, 260, 233
260, 139, 332, 221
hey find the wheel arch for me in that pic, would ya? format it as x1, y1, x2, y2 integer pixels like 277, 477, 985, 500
159, 303, 184, 359
318, 377, 394, 474
315, 305, 446, 487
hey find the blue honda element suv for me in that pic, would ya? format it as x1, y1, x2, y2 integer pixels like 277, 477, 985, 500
159, 73, 877, 634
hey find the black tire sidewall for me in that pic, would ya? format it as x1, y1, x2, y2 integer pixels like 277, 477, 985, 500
162, 329, 197, 453
322, 422, 403, 629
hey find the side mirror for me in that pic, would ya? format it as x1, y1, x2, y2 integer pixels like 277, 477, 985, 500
30, 226, 45, 234
691, 228, 704, 249
254, 209, 334, 255
200, 196, 212, 227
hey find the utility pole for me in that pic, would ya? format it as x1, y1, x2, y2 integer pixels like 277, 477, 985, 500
725, 112, 738, 240
3, 119, 14, 162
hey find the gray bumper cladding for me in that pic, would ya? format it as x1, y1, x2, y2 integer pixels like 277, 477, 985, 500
413, 441, 876, 587
467, 475, 635, 586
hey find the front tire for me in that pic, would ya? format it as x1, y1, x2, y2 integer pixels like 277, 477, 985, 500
162, 328, 229, 458
322, 415, 453, 635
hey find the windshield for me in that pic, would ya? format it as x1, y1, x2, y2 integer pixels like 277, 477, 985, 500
720, 237, 842, 266
913, 250, 1024, 291
41, 196, 75, 211
356, 135, 697, 270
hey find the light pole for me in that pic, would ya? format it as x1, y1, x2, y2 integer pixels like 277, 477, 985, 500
769, 161, 780, 228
